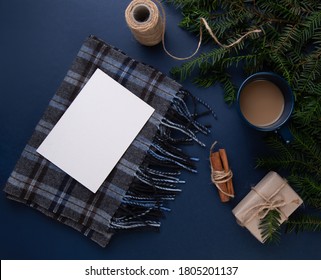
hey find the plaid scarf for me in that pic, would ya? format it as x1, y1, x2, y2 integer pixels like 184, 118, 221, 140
3, 36, 213, 247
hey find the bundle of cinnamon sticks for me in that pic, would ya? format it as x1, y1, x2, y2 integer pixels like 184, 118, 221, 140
210, 144, 235, 202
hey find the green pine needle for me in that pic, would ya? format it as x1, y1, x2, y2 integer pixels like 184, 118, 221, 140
286, 215, 321, 233
259, 209, 282, 244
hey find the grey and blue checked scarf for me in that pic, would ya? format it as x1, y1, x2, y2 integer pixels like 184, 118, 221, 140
3, 36, 212, 247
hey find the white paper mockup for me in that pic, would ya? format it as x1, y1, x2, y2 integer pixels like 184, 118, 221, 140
37, 68, 155, 193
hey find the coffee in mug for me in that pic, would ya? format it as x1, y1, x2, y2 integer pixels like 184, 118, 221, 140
237, 72, 294, 143
239, 79, 285, 127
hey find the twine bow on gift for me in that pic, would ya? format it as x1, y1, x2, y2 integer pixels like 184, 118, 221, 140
239, 182, 301, 226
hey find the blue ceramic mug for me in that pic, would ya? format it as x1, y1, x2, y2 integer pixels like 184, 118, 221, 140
237, 72, 294, 143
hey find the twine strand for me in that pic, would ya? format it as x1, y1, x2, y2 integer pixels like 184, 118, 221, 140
239, 182, 301, 226
209, 141, 234, 198
210, 168, 234, 198
125, 0, 262, 60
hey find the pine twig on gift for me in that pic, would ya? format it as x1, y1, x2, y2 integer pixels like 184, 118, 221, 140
259, 209, 282, 244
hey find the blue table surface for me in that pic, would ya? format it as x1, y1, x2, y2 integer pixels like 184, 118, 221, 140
1, 0, 320, 260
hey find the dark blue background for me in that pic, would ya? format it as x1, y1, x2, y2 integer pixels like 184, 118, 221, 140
1, 0, 320, 259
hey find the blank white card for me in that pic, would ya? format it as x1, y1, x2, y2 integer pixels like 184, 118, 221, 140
37, 69, 155, 193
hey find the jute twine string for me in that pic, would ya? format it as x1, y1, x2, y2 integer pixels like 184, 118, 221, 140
210, 141, 234, 198
239, 182, 301, 226
125, 0, 262, 60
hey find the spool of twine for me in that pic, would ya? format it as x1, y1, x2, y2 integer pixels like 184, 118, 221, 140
125, 0, 262, 60
125, 0, 163, 46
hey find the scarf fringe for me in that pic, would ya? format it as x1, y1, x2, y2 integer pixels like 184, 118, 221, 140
110, 89, 213, 231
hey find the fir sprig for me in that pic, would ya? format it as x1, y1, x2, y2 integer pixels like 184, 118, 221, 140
256, 128, 321, 178
286, 215, 321, 233
259, 210, 282, 244
288, 174, 321, 209
168, 0, 321, 103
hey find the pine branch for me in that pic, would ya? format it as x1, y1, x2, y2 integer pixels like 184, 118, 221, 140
296, 58, 321, 94
256, 0, 302, 22
290, 128, 321, 177
170, 47, 230, 81
256, 135, 295, 170
268, 52, 292, 83
286, 214, 321, 233
288, 174, 321, 209
256, 131, 321, 177
169, 0, 321, 99
272, 23, 300, 55
166, 0, 219, 10
219, 73, 237, 104
297, 9, 321, 47
259, 209, 282, 244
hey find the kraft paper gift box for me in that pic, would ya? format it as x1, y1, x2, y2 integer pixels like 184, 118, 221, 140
232, 171, 303, 243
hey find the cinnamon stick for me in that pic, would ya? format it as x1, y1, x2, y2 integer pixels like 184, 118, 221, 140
219, 149, 235, 198
210, 151, 230, 202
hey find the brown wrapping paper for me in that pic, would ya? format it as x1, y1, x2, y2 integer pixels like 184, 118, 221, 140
232, 171, 303, 243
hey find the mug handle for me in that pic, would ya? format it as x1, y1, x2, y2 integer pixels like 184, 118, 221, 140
275, 125, 293, 144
